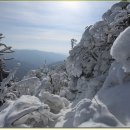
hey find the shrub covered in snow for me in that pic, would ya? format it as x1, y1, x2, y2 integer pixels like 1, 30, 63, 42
0, 63, 20, 104
14, 77, 41, 96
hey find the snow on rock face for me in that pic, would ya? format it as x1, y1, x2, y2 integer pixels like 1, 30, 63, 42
80, 25, 93, 47
96, 53, 130, 126
97, 82, 130, 126
65, 1, 130, 102
89, 21, 109, 43
127, 4, 130, 13
111, 26, 130, 72
73, 98, 93, 127
66, 55, 83, 78
102, 61, 126, 88
73, 98, 122, 127
58, 3, 130, 126
111, 2, 129, 12
71, 75, 106, 107
92, 24, 130, 125
96, 24, 130, 123
44, 2, 130, 127
102, 9, 112, 22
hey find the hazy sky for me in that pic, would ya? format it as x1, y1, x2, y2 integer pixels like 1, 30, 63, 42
0, 1, 118, 55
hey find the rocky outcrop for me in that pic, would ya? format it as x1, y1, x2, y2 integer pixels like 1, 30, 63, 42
66, 2, 130, 102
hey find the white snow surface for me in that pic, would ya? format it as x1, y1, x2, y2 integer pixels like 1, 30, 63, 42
1, 1, 130, 128
97, 82, 130, 126
111, 26, 130, 72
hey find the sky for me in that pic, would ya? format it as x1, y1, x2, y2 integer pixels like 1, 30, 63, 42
0, 1, 118, 55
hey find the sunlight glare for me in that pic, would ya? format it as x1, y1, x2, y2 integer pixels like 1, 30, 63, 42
62, 2, 80, 10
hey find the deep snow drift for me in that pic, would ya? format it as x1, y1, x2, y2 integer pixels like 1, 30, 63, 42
1, 1, 130, 128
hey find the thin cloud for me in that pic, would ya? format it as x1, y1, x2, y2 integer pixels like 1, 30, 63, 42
0, 1, 118, 54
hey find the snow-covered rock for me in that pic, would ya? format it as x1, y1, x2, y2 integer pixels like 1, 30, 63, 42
39, 91, 69, 114
0, 95, 55, 127
111, 26, 130, 72
65, 1, 130, 103
73, 98, 123, 127
102, 62, 126, 88
96, 21, 130, 127
126, 4, 130, 13
97, 82, 130, 126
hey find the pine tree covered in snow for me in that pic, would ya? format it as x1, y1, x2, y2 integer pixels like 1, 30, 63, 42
0, 34, 20, 106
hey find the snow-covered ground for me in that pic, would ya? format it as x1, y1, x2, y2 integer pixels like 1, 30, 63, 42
1, 1, 130, 127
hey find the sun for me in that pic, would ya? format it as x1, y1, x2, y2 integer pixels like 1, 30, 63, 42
62, 2, 80, 10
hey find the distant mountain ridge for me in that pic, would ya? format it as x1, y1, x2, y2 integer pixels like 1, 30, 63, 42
6, 49, 67, 79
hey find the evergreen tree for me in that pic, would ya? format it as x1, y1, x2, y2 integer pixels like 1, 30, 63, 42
0, 34, 14, 82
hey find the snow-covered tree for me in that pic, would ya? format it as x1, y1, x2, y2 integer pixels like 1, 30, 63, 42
0, 34, 20, 105
71, 39, 77, 49
0, 34, 14, 82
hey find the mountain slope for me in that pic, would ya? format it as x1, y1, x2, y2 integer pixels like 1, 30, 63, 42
6, 49, 67, 79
